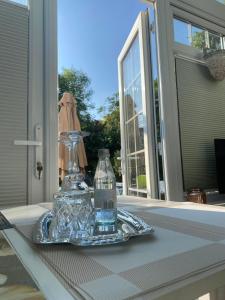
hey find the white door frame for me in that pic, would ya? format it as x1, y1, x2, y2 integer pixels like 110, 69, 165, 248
28, 0, 58, 204
148, 0, 225, 201
43, 0, 58, 203
118, 12, 158, 198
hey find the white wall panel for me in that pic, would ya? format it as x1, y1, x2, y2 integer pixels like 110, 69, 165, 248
176, 58, 225, 191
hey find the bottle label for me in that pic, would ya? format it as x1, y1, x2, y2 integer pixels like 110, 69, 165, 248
94, 189, 117, 209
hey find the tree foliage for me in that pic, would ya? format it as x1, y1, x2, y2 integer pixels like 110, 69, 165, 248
191, 31, 205, 49
191, 31, 220, 52
58, 68, 94, 119
84, 93, 122, 181
101, 94, 120, 153
58, 68, 121, 182
100, 93, 121, 180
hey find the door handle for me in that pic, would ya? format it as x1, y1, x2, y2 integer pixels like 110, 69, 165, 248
37, 161, 43, 180
14, 140, 42, 146
34, 124, 43, 179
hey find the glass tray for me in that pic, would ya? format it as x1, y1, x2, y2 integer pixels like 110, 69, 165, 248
32, 209, 154, 246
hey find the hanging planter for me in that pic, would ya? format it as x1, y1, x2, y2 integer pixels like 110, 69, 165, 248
204, 49, 225, 81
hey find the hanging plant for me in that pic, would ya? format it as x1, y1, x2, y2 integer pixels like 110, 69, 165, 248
204, 49, 225, 81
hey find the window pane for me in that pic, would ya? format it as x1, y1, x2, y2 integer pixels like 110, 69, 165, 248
123, 52, 132, 89
173, 19, 190, 46
138, 192, 147, 198
126, 120, 135, 154
174, 17, 223, 51
191, 26, 205, 49
128, 190, 137, 196
137, 152, 146, 190
127, 155, 137, 189
123, 35, 140, 90
9, 0, 27, 5
133, 75, 142, 114
122, 31, 147, 196
209, 32, 222, 50
135, 114, 144, 151
216, 0, 225, 4
123, 35, 141, 121
125, 88, 134, 120
132, 36, 141, 79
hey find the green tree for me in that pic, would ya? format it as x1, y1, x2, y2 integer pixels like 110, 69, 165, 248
58, 68, 122, 182
101, 93, 120, 152
82, 119, 106, 177
192, 31, 221, 52
191, 31, 205, 49
58, 68, 94, 120
100, 93, 122, 181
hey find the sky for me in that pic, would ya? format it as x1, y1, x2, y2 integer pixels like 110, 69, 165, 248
58, 0, 148, 118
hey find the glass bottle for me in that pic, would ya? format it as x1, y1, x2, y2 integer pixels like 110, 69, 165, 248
94, 149, 117, 234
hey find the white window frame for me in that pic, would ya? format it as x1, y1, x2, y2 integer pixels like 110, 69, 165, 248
28, 0, 58, 204
152, 0, 225, 201
118, 12, 158, 198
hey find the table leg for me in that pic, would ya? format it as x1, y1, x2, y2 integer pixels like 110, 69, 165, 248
210, 286, 225, 300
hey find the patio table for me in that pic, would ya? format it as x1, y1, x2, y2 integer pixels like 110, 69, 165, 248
2, 196, 225, 300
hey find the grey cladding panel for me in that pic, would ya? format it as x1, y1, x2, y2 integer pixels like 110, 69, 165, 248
0, 1, 28, 207
176, 58, 225, 191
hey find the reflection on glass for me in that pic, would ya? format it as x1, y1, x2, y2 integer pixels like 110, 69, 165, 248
122, 23, 147, 197
127, 152, 146, 193
125, 89, 134, 120
149, 4, 165, 199
126, 120, 135, 154
209, 32, 222, 50
123, 52, 132, 89
133, 76, 142, 114
137, 153, 146, 190
132, 36, 141, 79
123, 34, 142, 121
135, 114, 144, 151
173, 18, 190, 46
128, 155, 137, 189
10, 0, 27, 5
128, 190, 137, 196
191, 26, 205, 49
173, 17, 223, 51
138, 192, 147, 198
216, 0, 225, 4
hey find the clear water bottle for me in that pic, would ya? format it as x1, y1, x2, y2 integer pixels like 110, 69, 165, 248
94, 149, 117, 234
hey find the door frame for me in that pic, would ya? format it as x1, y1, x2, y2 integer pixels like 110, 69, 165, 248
28, 0, 58, 204
145, 0, 225, 201
118, 12, 158, 198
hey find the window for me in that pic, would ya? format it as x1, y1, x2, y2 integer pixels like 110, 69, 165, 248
216, 0, 225, 4
9, 0, 27, 6
122, 35, 147, 196
173, 17, 223, 51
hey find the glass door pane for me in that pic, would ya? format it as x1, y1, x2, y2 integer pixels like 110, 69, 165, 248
118, 11, 157, 198
123, 35, 146, 196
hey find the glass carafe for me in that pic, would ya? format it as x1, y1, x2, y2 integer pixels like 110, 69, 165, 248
50, 131, 93, 241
